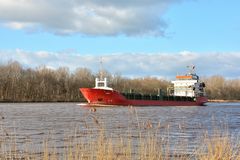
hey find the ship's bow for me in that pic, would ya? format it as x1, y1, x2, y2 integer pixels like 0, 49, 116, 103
80, 88, 92, 103
80, 88, 129, 106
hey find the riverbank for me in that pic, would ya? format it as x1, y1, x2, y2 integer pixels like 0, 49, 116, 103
208, 99, 240, 103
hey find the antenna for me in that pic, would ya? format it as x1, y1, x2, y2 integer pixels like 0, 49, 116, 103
187, 64, 195, 75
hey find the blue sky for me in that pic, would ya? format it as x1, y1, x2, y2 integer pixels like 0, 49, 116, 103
0, 0, 240, 78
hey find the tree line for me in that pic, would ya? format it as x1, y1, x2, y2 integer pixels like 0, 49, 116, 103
0, 61, 239, 102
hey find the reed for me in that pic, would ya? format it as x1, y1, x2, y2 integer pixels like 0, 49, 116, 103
0, 109, 239, 160
196, 133, 240, 160
1, 128, 239, 160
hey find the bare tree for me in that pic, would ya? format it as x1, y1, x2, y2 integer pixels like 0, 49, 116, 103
0, 61, 240, 102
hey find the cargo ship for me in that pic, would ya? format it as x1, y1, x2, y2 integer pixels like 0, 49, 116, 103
80, 66, 207, 106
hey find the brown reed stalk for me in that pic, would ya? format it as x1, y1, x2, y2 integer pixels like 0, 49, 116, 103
197, 134, 240, 160
0, 112, 240, 160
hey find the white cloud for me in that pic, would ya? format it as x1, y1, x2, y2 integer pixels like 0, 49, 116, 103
0, 0, 183, 36
1, 50, 240, 79
36, 51, 50, 58
3, 22, 35, 29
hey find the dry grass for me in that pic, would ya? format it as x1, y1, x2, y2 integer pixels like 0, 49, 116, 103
0, 129, 239, 160
196, 134, 240, 160
0, 108, 240, 160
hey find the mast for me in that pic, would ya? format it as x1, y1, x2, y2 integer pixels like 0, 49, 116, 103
99, 57, 103, 80
94, 57, 113, 90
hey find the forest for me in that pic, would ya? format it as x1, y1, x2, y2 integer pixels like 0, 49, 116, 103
0, 61, 240, 102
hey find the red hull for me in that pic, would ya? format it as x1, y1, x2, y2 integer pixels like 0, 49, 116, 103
80, 88, 208, 106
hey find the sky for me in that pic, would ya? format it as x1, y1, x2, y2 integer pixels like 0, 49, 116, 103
0, 0, 240, 79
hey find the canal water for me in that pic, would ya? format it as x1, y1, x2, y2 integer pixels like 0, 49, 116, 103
0, 102, 240, 157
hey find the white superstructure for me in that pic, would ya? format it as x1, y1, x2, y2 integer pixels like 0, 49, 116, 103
172, 79, 197, 97
171, 66, 205, 97
95, 78, 113, 90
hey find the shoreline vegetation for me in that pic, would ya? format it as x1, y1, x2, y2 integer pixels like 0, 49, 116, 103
1, 61, 240, 102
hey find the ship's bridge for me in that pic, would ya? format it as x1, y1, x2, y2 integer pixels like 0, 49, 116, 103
171, 67, 205, 97
94, 78, 113, 90
171, 77, 197, 97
